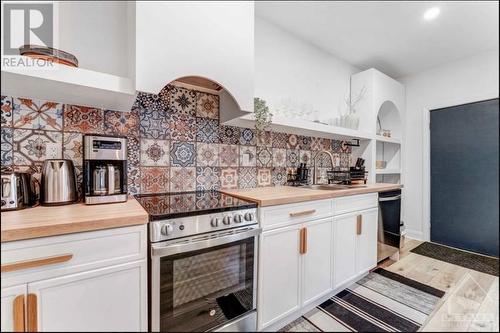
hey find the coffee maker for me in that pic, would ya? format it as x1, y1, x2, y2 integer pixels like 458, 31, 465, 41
83, 135, 128, 205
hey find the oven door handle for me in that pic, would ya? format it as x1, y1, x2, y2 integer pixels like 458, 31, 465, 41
151, 227, 262, 258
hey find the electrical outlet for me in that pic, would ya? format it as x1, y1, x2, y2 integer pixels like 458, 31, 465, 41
46, 143, 62, 159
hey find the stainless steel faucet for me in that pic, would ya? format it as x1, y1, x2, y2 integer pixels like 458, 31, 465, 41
312, 150, 336, 184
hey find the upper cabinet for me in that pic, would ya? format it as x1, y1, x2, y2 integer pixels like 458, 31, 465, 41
135, 1, 255, 117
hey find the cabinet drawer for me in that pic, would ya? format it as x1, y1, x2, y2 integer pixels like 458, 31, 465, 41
333, 193, 378, 216
260, 199, 333, 230
1, 225, 146, 283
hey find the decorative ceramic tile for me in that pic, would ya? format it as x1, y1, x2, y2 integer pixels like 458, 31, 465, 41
195, 191, 219, 210
196, 166, 220, 191
170, 167, 196, 192
272, 148, 287, 168
135, 91, 168, 112
1, 127, 13, 166
239, 146, 256, 167
256, 131, 272, 147
341, 140, 352, 153
286, 149, 300, 167
196, 117, 219, 143
331, 139, 342, 153
140, 167, 170, 194
13, 129, 62, 164
170, 114, 196, 141
196, 93, 219, 119
310, 137, 323, 151
168, 85, 196, 116
140, 138, 170, 166
286, 134, 299, 149
158, 84, 173, 106
127, 136, 141, 167
127, 164, 141, 195
272, 168, 287, 186
256, 147, 272, 167
322, 138, 332, 151
298, 136, 311, 150
169, 193, 196, 213
257, 168, 272, 187
139, 106, 170, 140
63, 132, 83, 166
219, 144, 239, 167
170, 141, 196, 167
64, 105, 104, 134
13, 98, 63, 131
272, 132, 287, 148
340, 153, 351, 168
219, 125, 240, 145
104, 109, 140, 137
220, 167, 238, 189
1, 96, 13, 127
313, 151, 335, 168
299, 150, 312, 166
238, 167, 257, 189
239, 128, 256, 146
196, 143, 218, 167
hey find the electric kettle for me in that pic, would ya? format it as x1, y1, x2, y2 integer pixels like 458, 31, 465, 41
41, 159, 78, 205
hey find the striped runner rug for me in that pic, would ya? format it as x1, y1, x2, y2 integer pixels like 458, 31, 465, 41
279, 268, 445, 332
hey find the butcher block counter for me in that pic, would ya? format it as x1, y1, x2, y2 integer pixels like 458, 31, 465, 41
221, 183, 402, 207
1, 198, 148, 242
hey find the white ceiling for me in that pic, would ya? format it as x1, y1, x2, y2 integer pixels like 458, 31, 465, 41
255, 1, 499, 78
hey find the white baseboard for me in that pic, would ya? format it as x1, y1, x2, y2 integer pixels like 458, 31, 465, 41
405, 229, 425, 241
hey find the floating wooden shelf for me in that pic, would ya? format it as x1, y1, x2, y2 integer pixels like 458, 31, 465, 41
375, 135, 401, 144
376, 169, 401, 175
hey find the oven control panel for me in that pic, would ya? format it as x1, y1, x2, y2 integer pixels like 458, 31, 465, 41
150, 208, 258, 243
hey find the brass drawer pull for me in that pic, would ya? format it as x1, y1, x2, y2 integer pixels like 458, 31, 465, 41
27, 293, 37, 332
1, 253, 73, 273
289, 209, 316, 217
299, 227, 308, 254
13, 295, 25, 332
303, 227, 308, 254
356, 215, 363, 235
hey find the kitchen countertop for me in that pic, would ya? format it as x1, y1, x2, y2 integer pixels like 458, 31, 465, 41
1, 198, 148, 242
220, 183, 402, 207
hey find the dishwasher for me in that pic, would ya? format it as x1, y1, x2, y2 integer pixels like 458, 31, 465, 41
377, 189, 404, 261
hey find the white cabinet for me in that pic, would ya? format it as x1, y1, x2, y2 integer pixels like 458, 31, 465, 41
258, 217, 333, 330
1, 284, 27, 332
135, 1, 254, 114
333, 208, 378, 290
0, 225, 148, 332
302, 218, 333, 306
258, 224, 302, 329
29, 261, 146, 332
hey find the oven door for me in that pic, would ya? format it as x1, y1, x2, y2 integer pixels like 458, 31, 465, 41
151, 226, 261, 332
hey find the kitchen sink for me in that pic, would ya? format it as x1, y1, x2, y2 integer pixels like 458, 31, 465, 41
301, 184, 367, 190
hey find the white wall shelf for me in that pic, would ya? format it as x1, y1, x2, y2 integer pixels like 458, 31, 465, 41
1, 60, 136, 111
375, 135, 401, 144
375, 169, 401, 175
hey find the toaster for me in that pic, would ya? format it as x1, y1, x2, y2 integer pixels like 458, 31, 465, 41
1, 170, 38, 211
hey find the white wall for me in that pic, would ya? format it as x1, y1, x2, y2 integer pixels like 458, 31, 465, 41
399, 49, 499, 240
255, 17, 359, 123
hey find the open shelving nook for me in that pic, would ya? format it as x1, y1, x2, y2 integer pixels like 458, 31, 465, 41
375, 100, 402, 184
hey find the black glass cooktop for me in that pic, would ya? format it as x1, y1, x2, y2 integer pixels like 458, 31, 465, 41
135, 191, 257, 221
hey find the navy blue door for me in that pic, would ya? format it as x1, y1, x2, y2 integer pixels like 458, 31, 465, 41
430, 99, 499, 257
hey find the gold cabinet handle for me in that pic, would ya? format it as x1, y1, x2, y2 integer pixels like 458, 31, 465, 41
299, 227, 308, 254
290, 209, 316, 218
1, 253, 73, 273
27, 293, 37, 332
303, 227, 308, 254
13, 295, 25, 332
356, 215, 363, 235
299, 228, 304, 254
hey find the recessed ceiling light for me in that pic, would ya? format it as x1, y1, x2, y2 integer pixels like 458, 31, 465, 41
423, 7, 441, 21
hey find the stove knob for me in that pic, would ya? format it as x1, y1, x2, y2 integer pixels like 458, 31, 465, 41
210, 217, 219, 227
244, 212, 254, 221
233, 214, 243, 223
161, 224, 174, 236
222, 216, 231, 225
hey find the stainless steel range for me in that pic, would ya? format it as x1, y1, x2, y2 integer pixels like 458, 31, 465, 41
136, 191, 260, 332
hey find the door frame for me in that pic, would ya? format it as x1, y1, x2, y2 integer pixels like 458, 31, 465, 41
421, 93, 499, 242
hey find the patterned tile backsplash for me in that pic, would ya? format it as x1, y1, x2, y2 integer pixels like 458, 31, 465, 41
0, 84, 352, 195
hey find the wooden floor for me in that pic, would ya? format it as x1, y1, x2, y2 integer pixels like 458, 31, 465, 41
379, 239, 499, 332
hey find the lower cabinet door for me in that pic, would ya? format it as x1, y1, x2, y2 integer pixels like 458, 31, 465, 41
27, 260, 147, 332
1, 284, 27, 332
356, 208, 378, 275
333, 214, 357, 289
302, 218, 333, 306
258, 225, 302, 330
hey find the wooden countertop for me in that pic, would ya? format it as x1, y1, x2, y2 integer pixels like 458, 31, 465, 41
1, 198, 148, 242
221, 183, 402, 207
